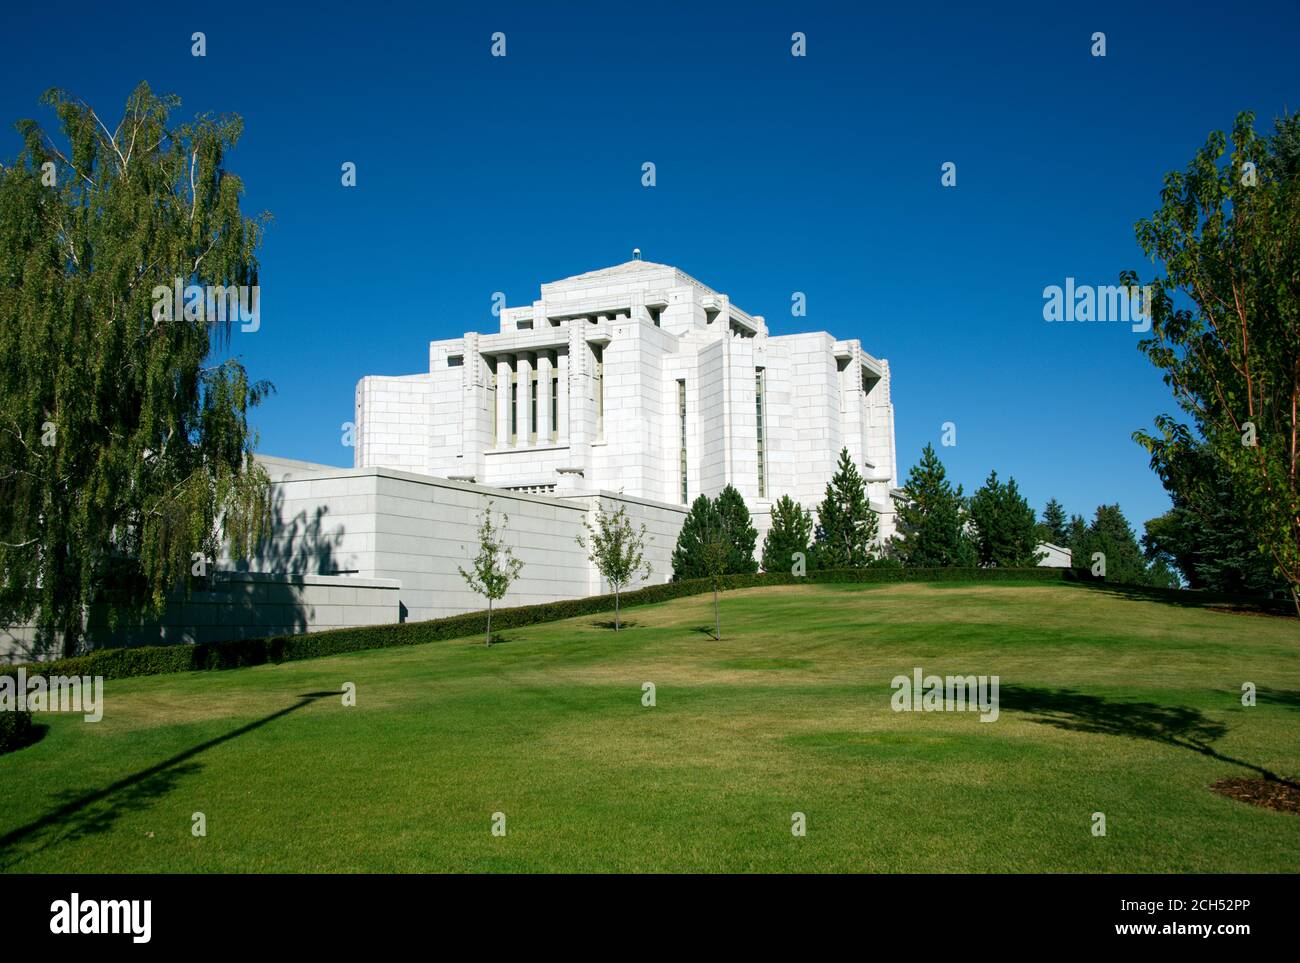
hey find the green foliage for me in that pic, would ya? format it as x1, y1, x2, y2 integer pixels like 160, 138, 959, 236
458, 502, 524, 645
0, 84, 273, 657
671, 495, 720, 581
1075, 504, 1173, 587
0, 707, 34, 755
1038, 498, 1069, 546
812, 448, 879, 568
1065, 514, 1089, 555
1141, 441, 1286, 595
890, 444, 976, 566
671, 489, 758, 581
1124, 110, 1300, 611
578, 498, 652, 629
715, 484, 758, 575
969, 471, 1045, 567
761, 495, 813, 573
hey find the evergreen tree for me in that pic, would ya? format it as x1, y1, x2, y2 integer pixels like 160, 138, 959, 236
1075, 504, 1155, 585
715, 484, 758, 574
671, 494, 721, 581
812, 448, 879, 568
761, 495, 813, 573
890, 444, 975, 566
0, 85, 272, 657
1039, 498, 1069, 545
969, 471, 1044, 567
1140, 437, 1285, 595
1064, 514, 1089, 559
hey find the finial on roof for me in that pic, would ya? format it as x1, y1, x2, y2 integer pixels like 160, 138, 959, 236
632, 247, 641, 261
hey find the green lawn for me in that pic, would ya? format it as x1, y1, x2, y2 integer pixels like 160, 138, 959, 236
3, 580, 1299, 872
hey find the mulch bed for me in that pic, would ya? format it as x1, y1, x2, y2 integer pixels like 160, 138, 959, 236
1212, 775, 1300, 814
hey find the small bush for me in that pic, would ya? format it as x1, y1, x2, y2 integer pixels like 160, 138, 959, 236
0, 708, 34, 755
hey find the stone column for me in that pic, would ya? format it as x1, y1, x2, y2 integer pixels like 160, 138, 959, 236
515, 352, 533, 446
460, 332, 486, 479
536, 351, 553, 442
566, 322, 594, 473
495, 354, 512, 448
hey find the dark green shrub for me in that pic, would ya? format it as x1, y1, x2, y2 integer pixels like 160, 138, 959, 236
0, 708, 33, 755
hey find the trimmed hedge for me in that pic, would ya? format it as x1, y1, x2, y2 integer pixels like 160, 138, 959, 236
0, 567, 1084, 685
0, 707, 34, 756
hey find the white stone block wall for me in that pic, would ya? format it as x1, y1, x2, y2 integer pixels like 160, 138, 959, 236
355, 374, 431, 473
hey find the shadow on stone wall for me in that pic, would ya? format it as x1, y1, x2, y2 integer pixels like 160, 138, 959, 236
4, 485, 356, 660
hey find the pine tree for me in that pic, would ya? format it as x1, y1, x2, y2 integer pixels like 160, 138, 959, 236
761, 495, 813, 573
969, 471, 1044, 567
671, 494, 721, 581
0, 85, 272, 657
812, 448, 879, 568
890, 444, 976, 567
1075, 504, 1155, 585
1039, 498, 1069, 545
715, 484, 758, 574
1065, 514, 1089, 558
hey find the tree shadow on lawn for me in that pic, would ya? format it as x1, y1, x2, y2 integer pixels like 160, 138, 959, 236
1067, 579, 1296, 619
1257, 687, 1300, 711
999, 685, 1298, 789
590, 619, 638, 630
0, 690, 335, 867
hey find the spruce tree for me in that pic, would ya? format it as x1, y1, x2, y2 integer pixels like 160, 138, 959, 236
1075, 504, 1156, 584
890, 444, 976, 567
671, 494, 721, 581
761, 495, 813, 573
969, 471, 1044, 567
1039, 498, 1068, 545
812, 448, 879, 568
715, 484, 758, 574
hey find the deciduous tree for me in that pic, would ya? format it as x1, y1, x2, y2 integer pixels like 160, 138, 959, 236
578, 498, 651, 630
459, 502, 524, 646
1123, 111, 1300, 611
0, 84, 272, 656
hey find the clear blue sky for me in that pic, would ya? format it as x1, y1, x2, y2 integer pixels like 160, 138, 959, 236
3, 0, 1296, 529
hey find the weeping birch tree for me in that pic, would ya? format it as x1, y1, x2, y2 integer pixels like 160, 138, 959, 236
0, 84, 272, 657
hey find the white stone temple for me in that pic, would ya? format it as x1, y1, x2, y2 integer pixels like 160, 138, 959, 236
355, 255, 898, 534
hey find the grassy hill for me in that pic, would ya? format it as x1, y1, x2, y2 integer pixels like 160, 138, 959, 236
2, 580, 1298, 872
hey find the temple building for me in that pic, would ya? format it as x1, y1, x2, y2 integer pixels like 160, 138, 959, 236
355, 255, 899, 539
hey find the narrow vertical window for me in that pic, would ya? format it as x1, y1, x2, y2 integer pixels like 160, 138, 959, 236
755, 368, 766, 498
510, 375, 518, 443
529, 368, 538, 440
678, 379, 688, 504
551, 372, 559, 440
490, 366, 498, 445
594, 345, 604, 439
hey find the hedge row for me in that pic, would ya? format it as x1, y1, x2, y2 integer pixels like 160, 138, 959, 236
1, 567, 1083, 685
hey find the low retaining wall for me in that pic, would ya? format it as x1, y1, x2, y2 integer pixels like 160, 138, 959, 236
1, 572, 400, 664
